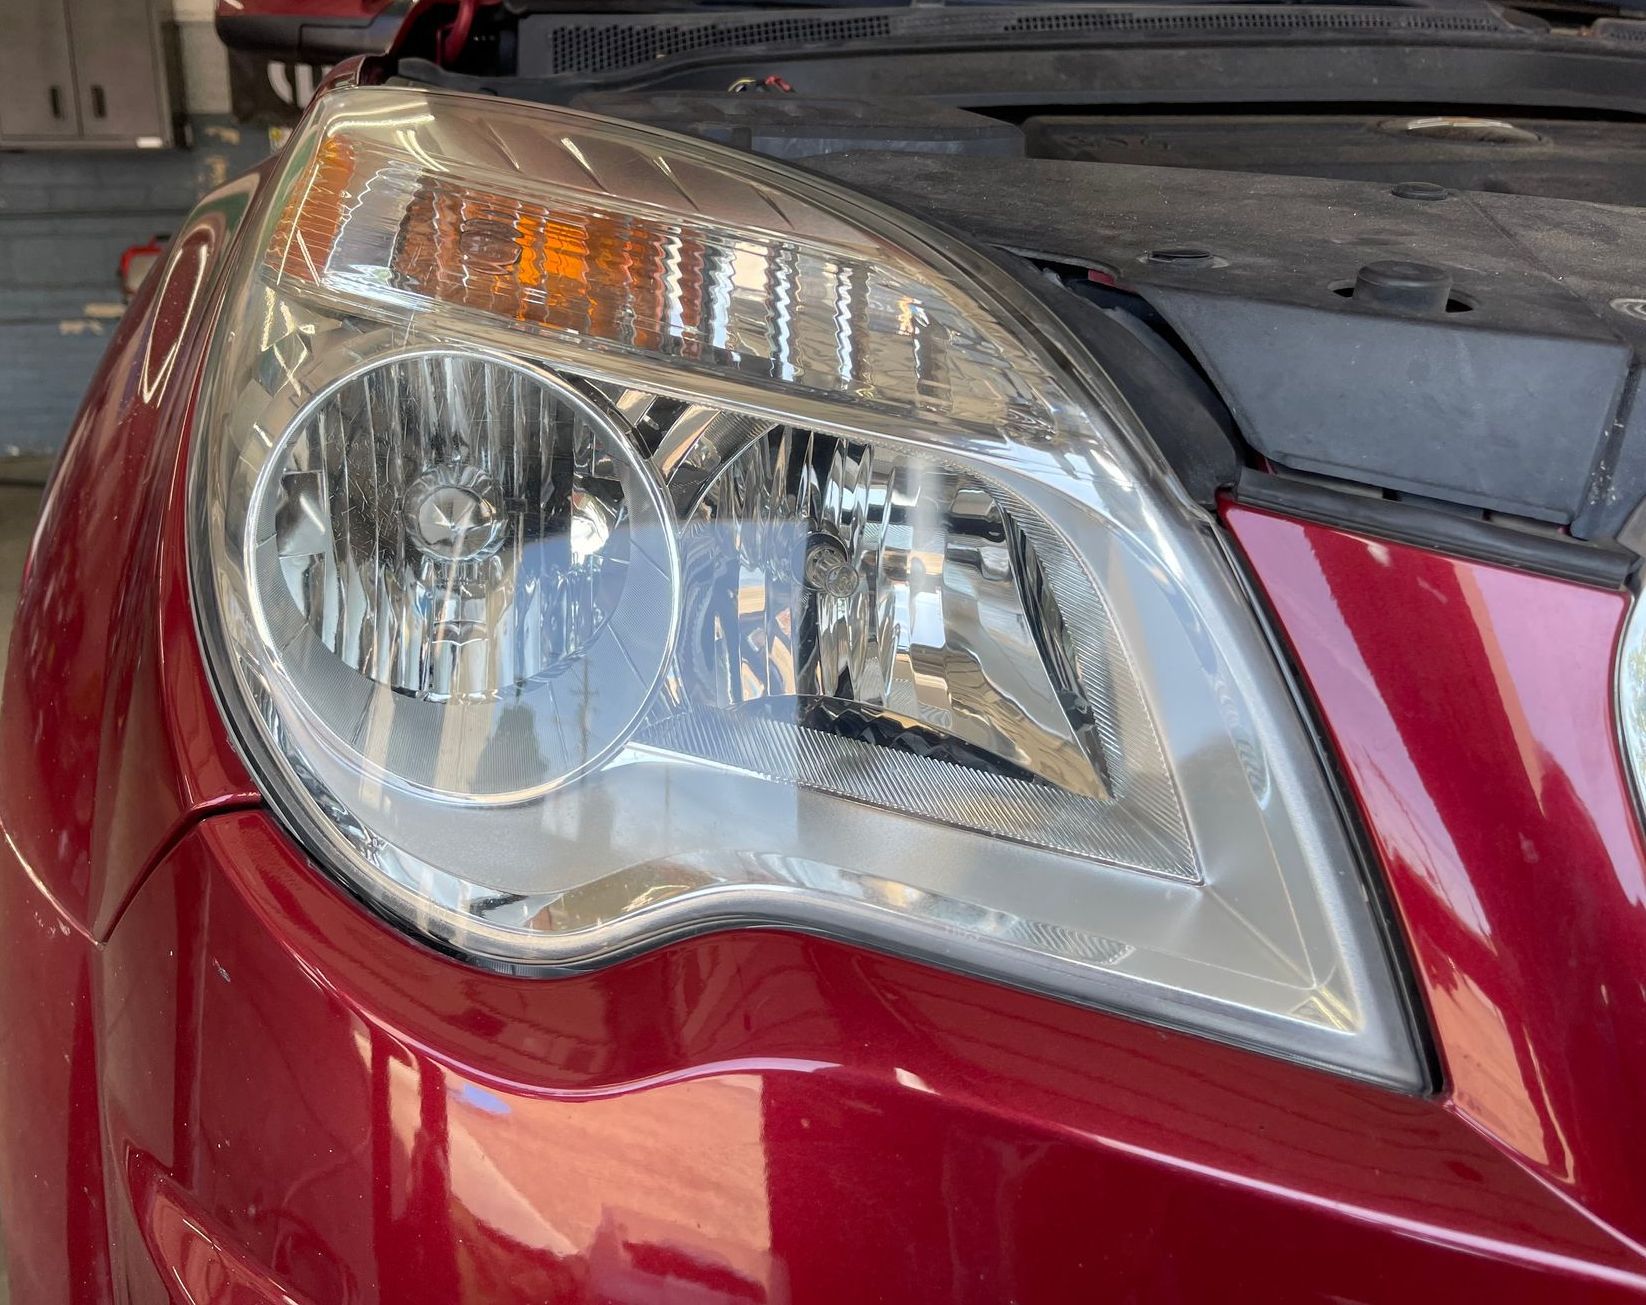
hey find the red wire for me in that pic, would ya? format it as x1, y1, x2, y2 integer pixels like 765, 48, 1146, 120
439, 0, 478, 65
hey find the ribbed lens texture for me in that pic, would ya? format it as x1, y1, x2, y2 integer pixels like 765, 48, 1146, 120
248, 344, 1187, 868
284, 138, 1063, 444
676, 427, 1112, 798
637, 421, 1194, 875
272, 354, 630, 703
250, 350, 680, 799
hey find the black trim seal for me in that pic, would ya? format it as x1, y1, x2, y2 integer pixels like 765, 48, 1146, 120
1235, 469, 1636, 590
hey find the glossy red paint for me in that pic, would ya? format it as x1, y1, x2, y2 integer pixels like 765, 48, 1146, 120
0, 172, 259, 1303
0, 853, 108, 1303
79, 810, 1646, 1302
209, 0, 492, 16
0, 174, 260, 941
7, 428, 1646, 1302
1226, 506, 1646, 1251
130, 1154, 321, 1305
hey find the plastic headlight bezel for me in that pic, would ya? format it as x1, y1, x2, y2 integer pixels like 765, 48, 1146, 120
188, 83, 1427, 1090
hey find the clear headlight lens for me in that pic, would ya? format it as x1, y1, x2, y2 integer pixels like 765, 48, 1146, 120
253, 346, 678, 797
191, 85, 1422, 1087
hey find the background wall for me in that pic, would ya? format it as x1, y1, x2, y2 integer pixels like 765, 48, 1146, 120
0, 0, 273, 454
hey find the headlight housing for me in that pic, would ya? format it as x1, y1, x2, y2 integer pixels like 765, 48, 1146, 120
190, 84, 1423, 1088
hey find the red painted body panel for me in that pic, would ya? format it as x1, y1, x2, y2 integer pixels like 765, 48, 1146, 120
0, 172, 256, 1303
8, 490, 1646, 1295
6, 100, 1646, 1297
81, 811, 1646, 1302
1226, 506, 1646, 1251
0, 174, 259, 941
211, 0, 495, 63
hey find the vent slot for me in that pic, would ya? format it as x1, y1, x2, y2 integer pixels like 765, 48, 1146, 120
527, 6, 1517, 77
1001, 9, 1503, 34
540, 14, 896, 76
1594, 17, 1646, 41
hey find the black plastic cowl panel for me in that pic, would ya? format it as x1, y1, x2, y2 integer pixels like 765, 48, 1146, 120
506, 4, 1540, 80
1141, 287, 1628, 523
806, 151, 1646, 537
567, 92, 1025, 161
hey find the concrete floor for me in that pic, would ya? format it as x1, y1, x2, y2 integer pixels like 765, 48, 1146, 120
0, 460, 48, 1305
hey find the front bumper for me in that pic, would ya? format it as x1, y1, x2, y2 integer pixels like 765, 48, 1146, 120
0, 806, 1630, 1302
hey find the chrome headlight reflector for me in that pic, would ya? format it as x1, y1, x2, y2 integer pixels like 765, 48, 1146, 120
191, 86, 1422, 1088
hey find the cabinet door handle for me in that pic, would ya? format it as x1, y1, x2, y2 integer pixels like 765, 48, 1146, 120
90, 85, 106, 119
48, 86, 64, 119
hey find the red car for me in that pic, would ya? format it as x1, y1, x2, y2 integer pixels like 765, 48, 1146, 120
8, 1, 1646, 1300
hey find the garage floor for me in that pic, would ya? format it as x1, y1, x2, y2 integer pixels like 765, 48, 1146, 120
0, 459, 48, 1305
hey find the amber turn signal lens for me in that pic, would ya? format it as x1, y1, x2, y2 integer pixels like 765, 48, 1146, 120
273, 138, 692, 352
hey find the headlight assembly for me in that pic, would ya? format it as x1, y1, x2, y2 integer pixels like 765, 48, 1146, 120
190, 85, 1423, 1088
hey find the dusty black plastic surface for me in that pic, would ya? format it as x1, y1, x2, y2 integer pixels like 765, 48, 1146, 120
1351, 261, 1455, 315
1580, 375, 1646, 541
806, 151, 1646, 533
507, 3, 1527, 80
1025, 114, 1646, 210
511, 8, 1646, 121
567, 91, 1024, 159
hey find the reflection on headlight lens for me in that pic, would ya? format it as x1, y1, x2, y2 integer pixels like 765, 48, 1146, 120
251, 348, 680, 798
649, 421, 1193, 872
270, 352, 638, 700
251, 347, 1189, 869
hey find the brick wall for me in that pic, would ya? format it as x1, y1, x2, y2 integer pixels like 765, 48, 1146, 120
0, 1, 271, 454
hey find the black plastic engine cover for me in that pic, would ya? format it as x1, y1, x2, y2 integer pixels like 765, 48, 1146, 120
807, 151, 1646, 537
1024, 114, 1646, 209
